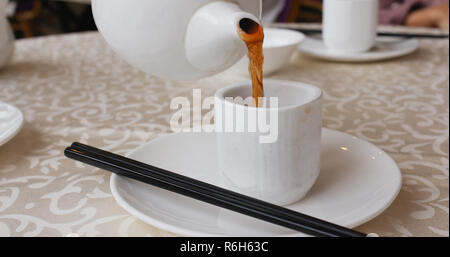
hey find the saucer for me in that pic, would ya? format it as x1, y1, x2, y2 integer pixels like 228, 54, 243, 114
298, 37, 419, 62
110, 129, 402, 236
0, 101, 23, 146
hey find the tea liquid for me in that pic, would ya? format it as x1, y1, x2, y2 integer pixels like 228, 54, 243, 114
238, 19, 264, 107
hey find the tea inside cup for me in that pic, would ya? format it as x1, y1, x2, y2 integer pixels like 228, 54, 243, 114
215, 79, 323, 205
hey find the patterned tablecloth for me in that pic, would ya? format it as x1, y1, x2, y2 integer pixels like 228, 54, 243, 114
0, 31, 448, 237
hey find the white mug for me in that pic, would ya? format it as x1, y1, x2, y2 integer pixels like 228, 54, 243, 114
215, 79, 323, 206
323, 0, 379, 53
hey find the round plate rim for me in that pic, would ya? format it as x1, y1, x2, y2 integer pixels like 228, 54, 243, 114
298, 37, 419, 62
110, 128, 402, 237
0, 101, 24, 147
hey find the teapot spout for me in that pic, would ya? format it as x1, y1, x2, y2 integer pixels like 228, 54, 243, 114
185, 1, 261, 73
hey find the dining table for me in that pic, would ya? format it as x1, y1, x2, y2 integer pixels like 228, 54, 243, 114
0, 25, 448, 237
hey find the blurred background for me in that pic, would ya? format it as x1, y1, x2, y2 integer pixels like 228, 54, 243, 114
7, 0, 95, 38
6, 0, 449, 39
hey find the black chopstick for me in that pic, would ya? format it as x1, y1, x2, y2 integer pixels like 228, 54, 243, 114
289, 28, 449, 39
69, 142, 318, 222
65, 142, 367, 237
70, 142, 294, 215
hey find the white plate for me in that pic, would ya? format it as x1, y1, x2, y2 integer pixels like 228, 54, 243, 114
110, 129, 402, 236
298, 37, 419, 62
0, 101, 23, 146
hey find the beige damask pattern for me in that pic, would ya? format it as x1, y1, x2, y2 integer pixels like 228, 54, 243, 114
0, 31, 448, 237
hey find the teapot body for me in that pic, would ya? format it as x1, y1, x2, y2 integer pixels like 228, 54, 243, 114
92, 0, 261, 80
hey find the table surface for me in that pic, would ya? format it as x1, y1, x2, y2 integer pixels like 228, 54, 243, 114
0, 31, 448, 237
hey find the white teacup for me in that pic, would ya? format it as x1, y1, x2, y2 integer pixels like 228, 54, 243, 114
323, 0, 379, 53
215, 79, 323, 205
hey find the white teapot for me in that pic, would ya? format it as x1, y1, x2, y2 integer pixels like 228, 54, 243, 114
92, 0, 262, 80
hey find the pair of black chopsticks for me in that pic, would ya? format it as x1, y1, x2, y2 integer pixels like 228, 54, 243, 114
65, 142, 367, 237
290, 28, 449, 39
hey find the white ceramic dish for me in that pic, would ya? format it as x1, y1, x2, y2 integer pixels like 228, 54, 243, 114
232, 28, 306, 75
0, 101, 23, 146
110, 128, 402, 237
298, 37, 419, 62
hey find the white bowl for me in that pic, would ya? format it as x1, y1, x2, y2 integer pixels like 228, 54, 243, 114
231, 28, 305, 75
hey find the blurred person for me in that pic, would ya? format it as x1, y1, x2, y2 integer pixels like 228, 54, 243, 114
263, 0, 449, 30
380, 0, 449, 29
